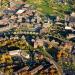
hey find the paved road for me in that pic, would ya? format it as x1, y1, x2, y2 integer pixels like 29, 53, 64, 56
0, 38, 63, 75
21, 46, 63, 75
41, 47, 63, 75
20, 47, 63, 75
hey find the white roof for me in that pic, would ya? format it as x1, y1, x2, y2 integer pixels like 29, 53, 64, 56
65, 26, 73, 30
9, 50, 21, 56
16, 9, 25, 14
25, 54, 30, 59
71, 12, 75, 17
31, 39, 35, 42
55, 22, 63, 25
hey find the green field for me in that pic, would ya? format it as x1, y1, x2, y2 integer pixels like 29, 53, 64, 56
27, 0, 72, 18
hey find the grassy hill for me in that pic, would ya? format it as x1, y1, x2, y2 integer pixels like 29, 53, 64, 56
26, 0, 72, 18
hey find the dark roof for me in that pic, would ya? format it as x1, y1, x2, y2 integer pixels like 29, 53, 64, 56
69, 17, 75, 22
70, 37, 75, 42
7, 46, 20, 51
71, 46, 75, 54
3, 10, 15, 14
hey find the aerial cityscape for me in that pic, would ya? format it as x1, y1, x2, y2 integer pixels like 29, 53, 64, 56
0, 0, 75, 75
